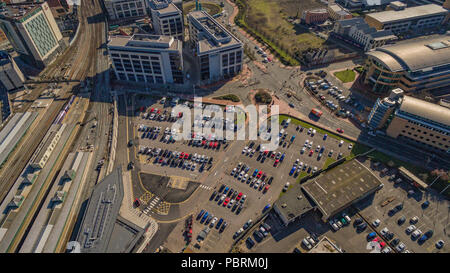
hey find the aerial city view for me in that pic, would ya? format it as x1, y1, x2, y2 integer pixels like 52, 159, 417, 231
0, 0, 448, 259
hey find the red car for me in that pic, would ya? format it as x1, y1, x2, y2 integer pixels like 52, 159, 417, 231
201, 140, 206, 146
184, 153, 189, 159
236, 192, 243, 201
271, 153, 276, 158
223, 197, 230, 206
337, 128, 344, 133
213, 141, 218, 148
133, 198, 141, 207
274, 159, 279, 167
157, 110, 161, 114
263, 185, 270, 193
309, 150, 314, 156
257, 171, 262, 178
150, 108, 155, 113
209, 142, 214, 148
264, 150, 268, 156
179, 152, 185, 159
178, 112, 183, 117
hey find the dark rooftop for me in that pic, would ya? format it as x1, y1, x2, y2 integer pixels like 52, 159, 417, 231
302, 160, 382, 220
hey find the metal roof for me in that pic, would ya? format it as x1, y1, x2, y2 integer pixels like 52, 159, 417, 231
399, 96, 450, 127
366, 35, 450, 72
365, 4, 448, 24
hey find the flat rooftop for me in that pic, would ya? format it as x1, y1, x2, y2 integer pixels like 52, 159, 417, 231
189, 10, 242, 53
108, 34, 180, 51
309, 237, 343, 253
302, 160, 382, 220
273, 183, 315, 223
365, 4, 448, 24
0, 3, 42, 21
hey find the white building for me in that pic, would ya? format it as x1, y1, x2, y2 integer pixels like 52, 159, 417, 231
0, 2, 66, 68
0, 51, 25, 91
149, 0, 183, 40
188, 10, 243, 82
334, 17, 396, 51
108, 34, 184, 84
104, 0, 147, 21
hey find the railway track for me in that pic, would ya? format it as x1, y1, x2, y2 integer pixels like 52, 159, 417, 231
0, 0, 105, 245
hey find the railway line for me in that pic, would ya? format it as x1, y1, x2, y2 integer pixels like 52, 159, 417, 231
0, 0, 109, 252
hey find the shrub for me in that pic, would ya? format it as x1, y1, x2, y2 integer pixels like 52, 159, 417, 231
254, 90, 272, 104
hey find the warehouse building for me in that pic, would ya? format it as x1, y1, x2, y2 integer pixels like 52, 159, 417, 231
108, 34, 184, 84
30, 123, 65, 169
188, 10, 243, 81
302, 160, 383, 221
363, 34, 450, 95
0, 50, 25, 91
0, 2, 66, 68
364, 4, 448, 35
149, 0, 183, 40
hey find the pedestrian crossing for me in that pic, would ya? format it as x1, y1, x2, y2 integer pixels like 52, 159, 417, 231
143, 196, 160, 215
198, 184, 212, 191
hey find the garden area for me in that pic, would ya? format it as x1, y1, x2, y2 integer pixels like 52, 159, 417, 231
212, 94, 241, 102
234, 0, 327, 66
254, 89, 272, 104
334, 69, 356, 83
183, 1, 222, 16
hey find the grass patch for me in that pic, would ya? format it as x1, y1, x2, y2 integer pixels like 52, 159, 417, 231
278, 115, 353, 143
254, 90, 272, 104
183, 2, 222, 16
323, 157, 337, 170
334, 69, 356, 83
213, 94, 240, 102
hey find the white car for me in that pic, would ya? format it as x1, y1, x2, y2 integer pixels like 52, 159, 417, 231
396, 243, 406, 252
406, 225, 416, 234
372, 219, 381, 227
381, 227, 389, 237
312, 129, 316, 136
339, 140, 344, 146
302, 238, 312, 250
411, 229, 422, 239
381, 246, 392, 253
348, 144, 353, 149
301, 147, 306, 154
230, 168, 237, 176
315, 145, 321, 152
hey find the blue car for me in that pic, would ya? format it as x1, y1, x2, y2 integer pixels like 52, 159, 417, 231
422, 201, 430, 209
197, 209, 205, 220
141, 132, 146, 139
252, 169, 258, 177
216, 218, 224, 229
200, 212, 209, 223
289, 166, 296, 176
367, 232, 376, 241
280, 153, 286, 162
263, 204, 271, 212
223, 187, 229, 194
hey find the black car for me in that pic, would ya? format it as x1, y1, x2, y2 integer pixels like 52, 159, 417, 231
210, 191, 217, 201
391, 238, 400, 246
256, 144, 261, 151
218, 184, 225, 193
219, 222, 227, 233
397, 216, 406, 225
232, 202, 239, 212
267, 177, 273, 185
208, 157, 213, 164
353, 218, 363, 227
214, 194, 221, 202
231, 191, 238, 200
424, 230, 434, 238
385, 232, 394, 240
253, 230, 264, 242
227, 189, 234, 197
127, 162, 134, 170
246, 237, 255, 249
356, 222, 367, 231
236, 205, 243, 214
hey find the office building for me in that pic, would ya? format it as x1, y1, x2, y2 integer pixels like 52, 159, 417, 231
367, 88, 404, 129
188, 10, 243, 81
385, 95, 450, 154
103, 0, 147, 21
302, 9, 328, 25
108, 34, 184, 84
0, 51, 25, 91
327, 3, 352, 21
364, 4, 448, 35
0, 2, 66, 68
149, 0, 183, 40
333, 17, 396, 51
363, 34, 450, 94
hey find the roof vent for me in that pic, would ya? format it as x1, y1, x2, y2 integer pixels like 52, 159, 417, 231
297, 195, 303, 200
281, 203, 287, 208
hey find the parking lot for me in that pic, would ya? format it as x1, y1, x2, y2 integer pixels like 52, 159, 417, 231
355, 158, 449, 253
304, 77, 368, 121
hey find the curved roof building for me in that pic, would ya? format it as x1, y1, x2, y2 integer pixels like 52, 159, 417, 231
363, 34, 450, 95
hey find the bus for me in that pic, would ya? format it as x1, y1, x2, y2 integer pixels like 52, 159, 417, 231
310, 108, 323, 118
